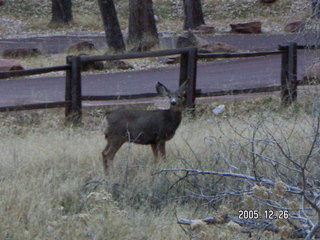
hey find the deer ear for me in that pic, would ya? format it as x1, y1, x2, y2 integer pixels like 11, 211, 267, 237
156, 82, 170, 96
178, 81, 188, 95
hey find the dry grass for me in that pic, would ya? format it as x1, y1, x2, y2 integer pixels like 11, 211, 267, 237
0, 0, 311, 38
0, 94, 319, 239
1, 50, 170, 76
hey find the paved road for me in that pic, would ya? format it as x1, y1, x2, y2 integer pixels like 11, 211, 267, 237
0, 33, 317, 54
0, 33, 318, 107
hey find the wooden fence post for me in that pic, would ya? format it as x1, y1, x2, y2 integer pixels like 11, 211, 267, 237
65, 56, 72, 123
179, 52, 189, 86
70, 56, 82, 125
280, 43, 297, 105
288, 42, 298, 103
280, 45, 289, 105
185, 48, 198, 109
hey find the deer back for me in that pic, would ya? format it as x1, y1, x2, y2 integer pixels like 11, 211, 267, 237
105, 109, 182, 144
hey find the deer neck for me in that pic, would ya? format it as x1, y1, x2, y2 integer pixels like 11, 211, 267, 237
167, 107, 182, 126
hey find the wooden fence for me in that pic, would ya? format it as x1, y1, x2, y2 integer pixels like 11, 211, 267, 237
0, 65, 71, 113
0, 42, 311, 124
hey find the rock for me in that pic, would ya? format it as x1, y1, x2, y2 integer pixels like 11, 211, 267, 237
193, 24, 215, 34
78, 53, 104, 71
68, 41, 97, 53
177, 31, 237, 53
154, 15, 160, 23
0, 59, 24, 71
230, 21, 262, 34
302, 62, 320, 84
261, 0, 277, 3
200, 42, 237, 53
2, 48, 42, 58
284, 20, 305, 33
176, 31, 196, 48
177, 30, 209, 48
157, 56, 180, 64
212, 105, 225, 115
104, 60, 134, 70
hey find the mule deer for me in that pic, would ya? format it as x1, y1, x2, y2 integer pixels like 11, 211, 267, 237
102, 81, 187, 175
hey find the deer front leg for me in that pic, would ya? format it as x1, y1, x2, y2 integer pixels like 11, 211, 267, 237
102, 139, 124, 175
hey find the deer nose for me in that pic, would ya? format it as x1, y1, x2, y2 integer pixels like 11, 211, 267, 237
171, 100, 177, 105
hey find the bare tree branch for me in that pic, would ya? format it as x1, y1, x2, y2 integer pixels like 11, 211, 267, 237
154, 168, 302, 193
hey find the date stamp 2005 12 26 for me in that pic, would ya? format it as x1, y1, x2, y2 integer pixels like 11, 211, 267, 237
238, 209, 289, 220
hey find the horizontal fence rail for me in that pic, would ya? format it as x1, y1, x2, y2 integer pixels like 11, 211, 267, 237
0, 101, 69, 112
198, 50, 283, 59
82, 93, 159, 101
80, 47, 193, 63
196, 86, 281, 98
297, 45, 320, 50
83, 89, 203, 101
0, 65, 70, 79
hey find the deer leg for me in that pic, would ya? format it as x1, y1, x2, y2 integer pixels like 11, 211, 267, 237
151, 143, 159, 160
151, 142, 166, 162
158, 142, 166, 160
102, 139, 124, 175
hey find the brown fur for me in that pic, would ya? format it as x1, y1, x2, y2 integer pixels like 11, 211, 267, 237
102, 82, 187, 175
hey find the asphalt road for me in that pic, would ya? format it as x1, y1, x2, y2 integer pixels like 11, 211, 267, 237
0, 32, 317, 54
0, 33, 318, 108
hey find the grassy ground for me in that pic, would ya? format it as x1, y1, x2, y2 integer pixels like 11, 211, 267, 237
1, 93, 320, 239
0, 0, 310, 38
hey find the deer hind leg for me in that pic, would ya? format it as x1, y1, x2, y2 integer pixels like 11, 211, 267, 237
102, 138, 124, 175
151, 142, 166, 162
151, 143, 159, 160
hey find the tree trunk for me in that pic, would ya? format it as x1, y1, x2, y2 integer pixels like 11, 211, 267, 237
312, 0, 320, 18
97, 0, 125, 52
183, 0, 205, 30
51, 0, 73, 24
128, 0, 159, 52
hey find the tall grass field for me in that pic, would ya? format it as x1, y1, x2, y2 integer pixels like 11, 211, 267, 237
1, 95, 320, 239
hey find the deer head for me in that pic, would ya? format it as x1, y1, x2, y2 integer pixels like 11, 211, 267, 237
156, 81, 188, 108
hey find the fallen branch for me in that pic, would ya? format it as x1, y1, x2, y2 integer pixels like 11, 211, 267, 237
178, 215, 320, 238
154, 168, 302, 193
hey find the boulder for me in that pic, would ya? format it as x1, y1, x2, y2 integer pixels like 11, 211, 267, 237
104, 60, 134, 70
177, 31, 237, 54
284, 20, 305, 33
154, 15, 160, 23
230, 21, 262, 34
200, 42, 237, 53
261, 0, 277, 3
68, 41, 97, 53
302, 62, 320, 84
78, 53, 104, 71
193, 24, 215, 34
177, 30, 209, 48
2, 48, 42, 58
0, 59, 24, 71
